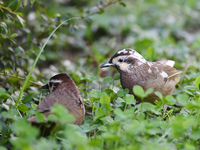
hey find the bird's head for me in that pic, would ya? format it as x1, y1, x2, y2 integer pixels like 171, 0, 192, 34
100, 49, 147, 72
41, 73, 71, 92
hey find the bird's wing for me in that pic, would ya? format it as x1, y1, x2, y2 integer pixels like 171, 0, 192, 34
37, 91, 59, 113
156, 60, 175, 67
162, 65, 182, 80
152, 61, 181, 80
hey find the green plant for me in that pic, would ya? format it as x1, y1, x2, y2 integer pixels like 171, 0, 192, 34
1, 0, 200, 149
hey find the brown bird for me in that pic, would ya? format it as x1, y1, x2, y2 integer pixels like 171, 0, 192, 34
29, 73, 85, 126
100, 48, 182, 103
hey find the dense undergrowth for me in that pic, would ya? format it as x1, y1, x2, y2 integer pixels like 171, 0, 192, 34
1, 0, 200, 149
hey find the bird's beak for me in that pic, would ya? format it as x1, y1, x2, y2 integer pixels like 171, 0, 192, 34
100, 62, 114, 68
41, 83, 49, 89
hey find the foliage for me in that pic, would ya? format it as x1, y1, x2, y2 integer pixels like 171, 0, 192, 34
1, 0, 200, 149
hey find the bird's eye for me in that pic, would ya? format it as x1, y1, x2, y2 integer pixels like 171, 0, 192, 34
118, 59, 123, 62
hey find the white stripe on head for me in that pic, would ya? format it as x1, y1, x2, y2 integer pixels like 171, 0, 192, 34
117, 49, 129, 54
50, 79, 63, 83
117, 49, 135, 55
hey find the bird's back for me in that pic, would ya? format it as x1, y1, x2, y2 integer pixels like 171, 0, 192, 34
37, 82, 85, 125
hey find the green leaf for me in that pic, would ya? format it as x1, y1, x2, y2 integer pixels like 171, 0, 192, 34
184, 86, 198, 91
11, 118, 39, 140
125, 94, 136, 104
136, 102, 161, 115
47, 114, 58, 122
33, 138, 58, 150
155, 91, 163, 99
22, 0, 28, 7
0, 22, 8, 34
105, 89, 113, 94
22, 92, 37, 103
89, 89, 101, 99
133, 85, 145, 98
31, 104, 37, 110
186, 101, 200, 110
100, 95, 111, 115
105, 116, 114, 124
1, 33, 7, 39
94, 108, 104, 121
176, 94, 189, 106
102, 104, 111, 116
1, 109, 19, 120
184, 85, 198, 96
10, 33, 18, 38
82, 75, 98, 81
17, 15, 26, 27
100, 95, 110, 105
190, 128, 200, 140
117, 90, 124, 97
124, 88, 129, 94
30, 0, 36, 7
136, 112, 145, 120
119, 2, 126, 7
36, 113, 46, 123
17, 104, 30, 113
103, 76, 113, 84
110, 92, 117, 101
144, 88, 153, 97
114, 74, 120, 80
51, 104, 74, 124
171, 115, 193, 138
8, 0, 20, 11
81, 123, 92, 132
195, 76, 200, 90
98, 125, 108, 132
116, 97, 125, 103
163, 95, 176, 105
63, 125, 87, 146
101, 92, 108, 97
0, 88, 10, 99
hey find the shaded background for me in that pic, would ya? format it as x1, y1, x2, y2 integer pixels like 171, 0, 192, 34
1, 0, 200, 99
1, 0, 200, 79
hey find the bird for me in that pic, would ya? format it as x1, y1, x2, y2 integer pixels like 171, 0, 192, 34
100, 48, 182, 103
28, 73, 85, 126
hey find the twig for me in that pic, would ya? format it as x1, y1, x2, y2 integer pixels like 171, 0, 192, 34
85, 0, 121, 17
0, 72, 43, 86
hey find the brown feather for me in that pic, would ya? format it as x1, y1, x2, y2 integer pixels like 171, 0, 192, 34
28, 73, 85, 126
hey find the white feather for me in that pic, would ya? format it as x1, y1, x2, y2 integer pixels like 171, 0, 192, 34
165, 60, 175, 67
160, 71, 168, 78
148, 68, 152, 73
